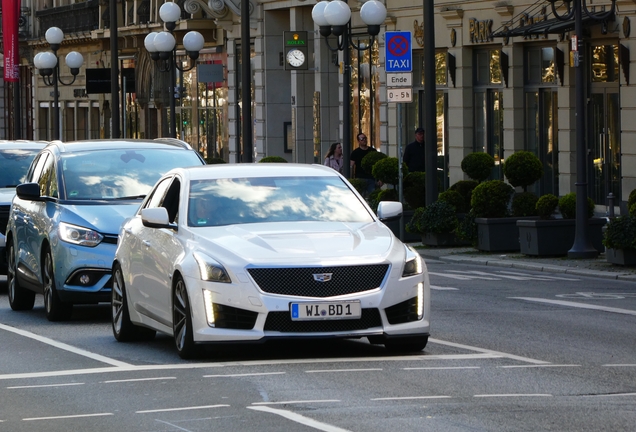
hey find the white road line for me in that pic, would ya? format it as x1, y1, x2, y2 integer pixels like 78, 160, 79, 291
0, 323, 132, 367
429, 272, 498, 280
580, 393, 636, 398
474, 394, 552, 398
431, 285, 459, 290
454, 270, 536, 281
7, 382, 84, 389
23, 413, 113, 421
498, 364, 580, 369
603, 364, 636, 367
497, 271, 578, 281
429, 338, 550, 365
510, 297, 636, 316
203, 372, 286, 378
136, 404, 230, 414
371, 396, 451, 401
102, 377, 176, 383
306, 368, 382, 373
248, 405, 351, 432
403, 366, 481, 370
252, 400, 340, 405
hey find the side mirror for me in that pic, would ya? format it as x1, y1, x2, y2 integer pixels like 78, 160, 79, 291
15, 183, 42, 201
377, 201, 403, 222
141, 207, 172, 229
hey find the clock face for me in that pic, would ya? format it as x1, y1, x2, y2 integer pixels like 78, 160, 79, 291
286, 49, 306, 68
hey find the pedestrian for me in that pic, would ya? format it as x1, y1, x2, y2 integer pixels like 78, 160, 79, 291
404, 127, 426, 172
349, 133, 377, 197
323, 142, 344, 174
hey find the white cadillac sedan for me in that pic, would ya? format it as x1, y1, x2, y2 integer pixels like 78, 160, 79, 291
112, 164, 430, 358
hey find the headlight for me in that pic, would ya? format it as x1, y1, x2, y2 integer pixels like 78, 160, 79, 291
58, 222, 103, 247
193, 252, 231, 283
402, 244, 423, 277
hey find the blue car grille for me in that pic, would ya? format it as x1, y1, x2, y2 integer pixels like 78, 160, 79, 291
102, 234, 118, 244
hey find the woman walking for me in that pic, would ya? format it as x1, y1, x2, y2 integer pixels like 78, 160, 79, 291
323, 142, 344, 174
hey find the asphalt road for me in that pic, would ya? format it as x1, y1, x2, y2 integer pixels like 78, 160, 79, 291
0, 260, 635, 432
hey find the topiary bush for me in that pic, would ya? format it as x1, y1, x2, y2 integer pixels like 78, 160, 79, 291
372, 157, 408, 187
471, 180, 514, 218
361, 152, 388, 177
461, 152, 495, 183
403, 171, 426, 209
630, 202, 636, 217
512, 192, 539, 217
406, 201, 458, 234
205, 157, 226, 164
536, 194, 559, 219
347, 178, 367, 196
438, 189, 464, 213
628, 189, 636, 209
558, 192, 595, 219
449, 180, 478, 213
259, 156, 288, 163
369, 188, 398, 213
503, 151, 543, 191
455, 208, 477, 245
603, 215, 636, 250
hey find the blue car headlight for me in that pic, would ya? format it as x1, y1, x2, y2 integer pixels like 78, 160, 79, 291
58, 222, 103, 247
193, 252, 231, 283
402, 244, 423, 277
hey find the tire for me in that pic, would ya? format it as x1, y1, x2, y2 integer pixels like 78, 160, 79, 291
172, 276, 198, 359
384, 335, 429, 353
43, 248, 73, 322
111, 263, 155, 342
7, 240, 35, 311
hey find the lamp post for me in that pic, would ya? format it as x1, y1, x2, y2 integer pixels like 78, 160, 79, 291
144, 2, 205, 139
34, 27, 84, 141
312, 0, 387, 178
547, 0, 616, 258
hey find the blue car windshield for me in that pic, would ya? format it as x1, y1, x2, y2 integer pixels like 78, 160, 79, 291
187, 176, 374, 227
0, 149, 40, 187
62, 149, 202, 200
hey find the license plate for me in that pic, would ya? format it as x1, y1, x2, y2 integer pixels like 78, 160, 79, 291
290, 301, 361, 321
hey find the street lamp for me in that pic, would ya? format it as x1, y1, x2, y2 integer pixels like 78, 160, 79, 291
144, 2, 205, 138
547, 0, 616, 258
33, 27, 84, 141
312, 0, 387, 178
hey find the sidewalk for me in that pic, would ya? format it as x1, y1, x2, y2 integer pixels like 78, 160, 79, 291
411, 244, 636, 281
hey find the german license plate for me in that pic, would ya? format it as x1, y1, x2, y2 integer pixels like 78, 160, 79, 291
290, 301, 361, 321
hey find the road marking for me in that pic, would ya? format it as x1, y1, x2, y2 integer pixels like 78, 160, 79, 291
429, 272, 498, 280
474, 394, 552, 398
136, 404, 230, 414
580, 393, 636, 398
431, 285, 459, 290
24, 413, 113, 421
248, 405, 351, 432
7, 382, 84, 389
429, 338, 550, 365
252, 400, 340, 405
0, 323, 132, 367
102, 376, 176, 383
498, 364, 580, 369
403, 366, 481, 370
603, 364, 636, 367
305, 368, 382, 373
510, 297, 636, 316
371, 396, 451, 401
497, 271, 579, 281
556, 292, 636, 300
203, 372, 286, 378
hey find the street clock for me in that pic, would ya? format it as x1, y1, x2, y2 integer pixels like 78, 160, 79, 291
284, 31, 309, 70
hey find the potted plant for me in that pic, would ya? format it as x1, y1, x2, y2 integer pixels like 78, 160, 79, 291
406, 201, 467, 246
603, 215, 636, 266
448, 180, 478, 214
259, 156, 288, 163
461, 152, 494, 183
471, 179, 520, 251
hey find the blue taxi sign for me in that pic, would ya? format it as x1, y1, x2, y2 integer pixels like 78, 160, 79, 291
385, 31, 412, 72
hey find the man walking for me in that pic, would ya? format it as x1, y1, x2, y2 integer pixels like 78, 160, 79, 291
404, 127, 426, 172
350, 133, 377, 197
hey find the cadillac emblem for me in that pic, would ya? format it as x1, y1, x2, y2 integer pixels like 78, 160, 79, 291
312, 273, 333, 282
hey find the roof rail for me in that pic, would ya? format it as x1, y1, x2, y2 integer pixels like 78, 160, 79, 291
154, 137, 193, 150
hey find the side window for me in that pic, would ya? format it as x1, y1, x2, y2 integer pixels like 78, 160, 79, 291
29, 152, 49, 184
144, 177, 173, 210
38, 156, 57, 198
160, 179, 181, 223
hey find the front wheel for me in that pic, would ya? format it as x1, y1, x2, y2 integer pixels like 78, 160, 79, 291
43, 248, 73, 322
173, 276, 198, 359
7, 240, 35, 311
112, 263, 155, 342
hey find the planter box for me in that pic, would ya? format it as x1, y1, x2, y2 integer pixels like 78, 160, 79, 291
517, 218, 607, 256
475, 216, 535, 252
421, 232, 471, 247
606, 248, 636, 266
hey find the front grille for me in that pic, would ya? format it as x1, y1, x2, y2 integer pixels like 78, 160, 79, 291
213, 304, 258, 330
0, 205, 10, 234
264, 308, 382, 333
385, 297, 419, 325
102, 234, 118, 244
248, 265, 389, 298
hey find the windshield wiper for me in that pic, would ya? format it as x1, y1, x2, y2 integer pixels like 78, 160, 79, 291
111, 195, 147, 200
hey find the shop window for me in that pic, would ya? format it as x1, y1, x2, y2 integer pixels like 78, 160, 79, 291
350, 36, 380, 151
591, 45, 619, 83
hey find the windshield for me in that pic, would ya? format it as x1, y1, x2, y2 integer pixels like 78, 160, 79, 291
0, 148, 41, 187
62, 148, 202, 199
187, 176, 374, 227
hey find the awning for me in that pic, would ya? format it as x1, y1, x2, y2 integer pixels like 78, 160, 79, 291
492, 15, 604, 39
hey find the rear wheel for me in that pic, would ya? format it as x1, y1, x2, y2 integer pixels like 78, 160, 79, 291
43, 248, 73, 322
111, 263, 155, 342
7, 240, 35, 311
384, 335, 429, 353
173, 276, 198, 359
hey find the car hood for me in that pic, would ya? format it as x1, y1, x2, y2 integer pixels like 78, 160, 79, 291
0, 188, 17, 206
62, 202, 140, 235
191, 221, 400, 266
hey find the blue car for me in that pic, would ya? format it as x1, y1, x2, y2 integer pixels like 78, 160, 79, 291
5, 139, 205, 321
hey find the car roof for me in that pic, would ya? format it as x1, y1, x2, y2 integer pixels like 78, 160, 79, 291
0, 140, 49, 150
172, 163, 340, 181
43, 138, 195, 153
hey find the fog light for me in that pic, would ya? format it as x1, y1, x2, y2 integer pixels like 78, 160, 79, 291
79, 274, 91, 285
416, 283, 423, 319
203, 290, 215, 327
